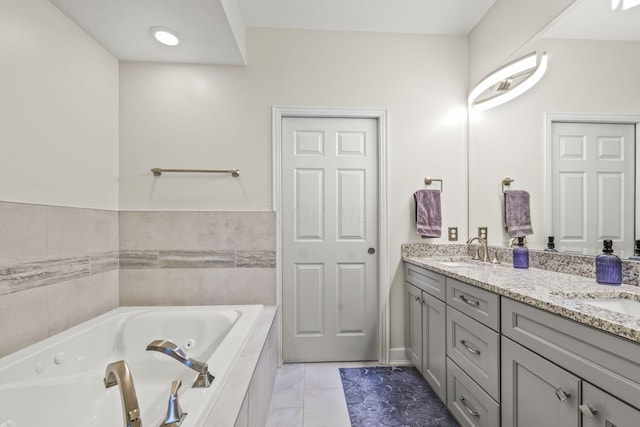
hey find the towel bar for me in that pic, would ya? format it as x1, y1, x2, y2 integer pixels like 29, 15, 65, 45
424, 177, 443, 192
151, 168, 240, 177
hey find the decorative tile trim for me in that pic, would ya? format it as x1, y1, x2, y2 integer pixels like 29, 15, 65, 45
91, 251, 119, 274
118, 249, 277, 269
0, 252, 118, 296
237, 250, 276, 268
119, 250, 159, 269
159, 250, 235, 268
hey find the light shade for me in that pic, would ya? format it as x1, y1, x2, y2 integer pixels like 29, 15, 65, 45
150, 27, 180, 46
468, 52, 548, 112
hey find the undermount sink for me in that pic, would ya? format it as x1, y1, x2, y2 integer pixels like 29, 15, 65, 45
436, 261, 472, 268
577, 298, 640, 317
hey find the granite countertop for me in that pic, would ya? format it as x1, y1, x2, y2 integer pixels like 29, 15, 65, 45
403, 255, 640, 344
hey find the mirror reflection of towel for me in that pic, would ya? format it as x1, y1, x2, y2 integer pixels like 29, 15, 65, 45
504, 190, 533, 237
414, 189, 441, 238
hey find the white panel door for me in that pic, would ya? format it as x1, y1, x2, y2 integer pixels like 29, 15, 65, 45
551, 122, 635, 253
282, 117, 378, 362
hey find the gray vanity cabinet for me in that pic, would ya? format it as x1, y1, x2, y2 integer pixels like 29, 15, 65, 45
445, 278, 501, 427
501, 336, 580, 427
406, 282, 423, 368
581, 382, 640, 427
404, 264, 447, 402
421, 292, 447, 402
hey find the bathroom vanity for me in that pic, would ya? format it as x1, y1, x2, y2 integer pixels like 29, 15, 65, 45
404, 251, 640, 427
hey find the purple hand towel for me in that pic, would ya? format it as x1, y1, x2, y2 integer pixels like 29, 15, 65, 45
414, 189, 442, 238
504, 190, 533, 237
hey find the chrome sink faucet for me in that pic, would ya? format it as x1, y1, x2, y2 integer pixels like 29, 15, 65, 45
467, 237, 490, 262
146, 339, 215, 388
104, 360, 142, 427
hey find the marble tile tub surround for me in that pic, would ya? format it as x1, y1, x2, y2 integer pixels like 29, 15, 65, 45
403, 246, 640, 344
119, 211, 276, 306
401, 243, 640, 286
0, 201, 119, 357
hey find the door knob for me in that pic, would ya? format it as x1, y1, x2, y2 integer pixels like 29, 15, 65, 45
368, 248, 375, 254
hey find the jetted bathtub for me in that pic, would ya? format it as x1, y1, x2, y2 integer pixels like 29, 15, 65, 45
0, 305, 264, 427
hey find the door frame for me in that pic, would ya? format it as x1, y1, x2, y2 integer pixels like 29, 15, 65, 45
272, 106, 389, 364
544, 113, 640, 245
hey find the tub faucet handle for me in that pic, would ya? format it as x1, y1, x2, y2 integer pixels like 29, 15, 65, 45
161, 380, 187, 427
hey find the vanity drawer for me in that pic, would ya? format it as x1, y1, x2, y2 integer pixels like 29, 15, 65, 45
405, 263, 446, 301
447, 358, 500, 427
447, 278, 499, 331
447, 306, 500, 401
502, 297, 640, 410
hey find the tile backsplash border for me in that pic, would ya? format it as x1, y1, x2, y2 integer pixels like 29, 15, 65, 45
401, 243, 640, 286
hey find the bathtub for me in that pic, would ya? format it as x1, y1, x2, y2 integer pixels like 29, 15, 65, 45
0, 305, 264, 427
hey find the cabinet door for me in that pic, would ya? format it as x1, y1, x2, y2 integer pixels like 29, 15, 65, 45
502, 337, 580, 427
582, 382, 640, 427
406, 282, 423, 370
422, 292, 447, 402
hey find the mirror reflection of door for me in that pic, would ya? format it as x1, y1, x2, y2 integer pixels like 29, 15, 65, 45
551, 122, 636, 255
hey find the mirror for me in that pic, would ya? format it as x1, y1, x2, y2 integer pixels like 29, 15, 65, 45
468, 0, 640, 256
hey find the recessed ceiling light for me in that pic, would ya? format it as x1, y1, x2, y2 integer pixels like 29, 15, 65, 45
150, 27, 180, 46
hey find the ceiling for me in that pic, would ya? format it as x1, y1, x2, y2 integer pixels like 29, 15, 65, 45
238, 0, 496, 35
49, 0, 496, 65
543, 0, 640, 41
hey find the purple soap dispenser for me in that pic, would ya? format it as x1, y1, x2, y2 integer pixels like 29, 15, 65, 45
596, 240, 622, 285
513, 237, 529, 269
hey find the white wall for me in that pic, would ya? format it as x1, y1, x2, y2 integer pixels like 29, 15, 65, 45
119, 27, 469, 350
468, 38, 640, 248
0, 0, 119, 210
468, 0, 576, 85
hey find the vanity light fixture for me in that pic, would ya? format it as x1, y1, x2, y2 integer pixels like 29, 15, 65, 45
468, 52, 548, 112
150, 27, 181, 46
612, 0, 640, 10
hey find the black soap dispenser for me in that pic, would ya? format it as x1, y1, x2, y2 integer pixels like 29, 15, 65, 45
513, 237, 529, 269
544, 236, 558, 252
595, 240, 622, 285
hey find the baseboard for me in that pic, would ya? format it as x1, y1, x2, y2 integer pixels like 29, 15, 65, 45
388, 347, 412, 365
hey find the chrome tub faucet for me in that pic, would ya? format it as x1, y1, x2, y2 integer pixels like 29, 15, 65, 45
104, 360, 142, 427
146, 339, 215, 388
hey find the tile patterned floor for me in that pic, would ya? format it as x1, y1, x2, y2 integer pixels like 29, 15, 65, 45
266, 362, 378, 427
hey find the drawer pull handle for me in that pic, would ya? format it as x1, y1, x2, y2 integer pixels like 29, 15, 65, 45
554, 388, 570, 402
579, 404, 598, 418
459, 294, 480, 307
460, 340, 481, 355
459, 395, 480, 417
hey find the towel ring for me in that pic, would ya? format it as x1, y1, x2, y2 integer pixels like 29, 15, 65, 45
502, 178, 514, 194
424, 177, 443, 192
